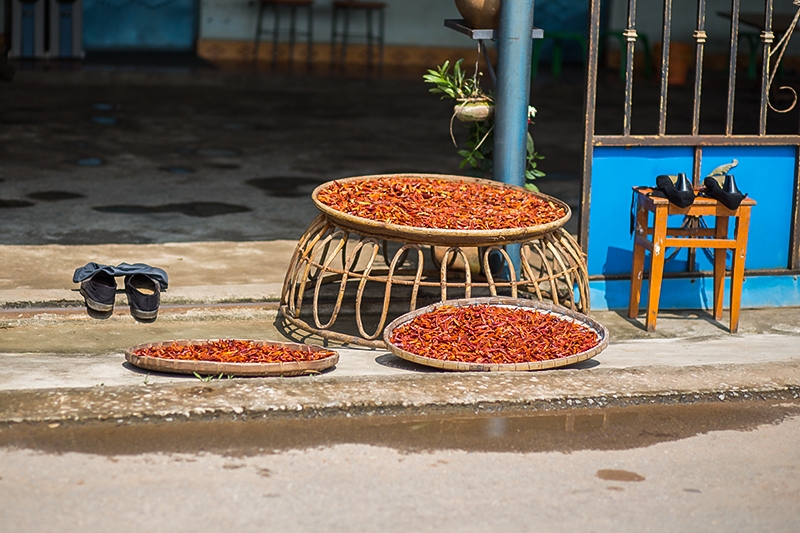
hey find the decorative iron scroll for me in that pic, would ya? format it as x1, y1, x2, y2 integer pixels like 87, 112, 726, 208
766, 0, 800, 113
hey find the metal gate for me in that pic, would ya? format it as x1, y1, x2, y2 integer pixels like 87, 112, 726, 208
580, 0, 800, 309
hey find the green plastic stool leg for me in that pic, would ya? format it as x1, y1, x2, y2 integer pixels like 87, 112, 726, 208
552, 38, 563, 78
531, 39, 542, 79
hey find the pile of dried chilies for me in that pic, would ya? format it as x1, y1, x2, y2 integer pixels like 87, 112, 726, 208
316, 177, 566, 230
133, 340, 335, 364
389, 304, 599, 364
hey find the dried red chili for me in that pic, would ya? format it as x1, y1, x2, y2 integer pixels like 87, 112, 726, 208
316, 177, 566, 230
389, 304, 599, 364
133, 340, 335, 364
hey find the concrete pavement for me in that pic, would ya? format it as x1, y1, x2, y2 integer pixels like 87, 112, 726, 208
1, 66, 799, 426
1, 238, 799, 425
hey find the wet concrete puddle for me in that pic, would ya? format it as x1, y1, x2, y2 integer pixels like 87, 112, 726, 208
1, 399, 797, 457
93, 202, 252, 217
246, 176, 326, 198
26, 191, 85, 201
159, 166, 196, 174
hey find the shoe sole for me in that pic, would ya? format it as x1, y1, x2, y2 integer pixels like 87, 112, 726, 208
130, 307, 158, 321
80, 288, 114, 312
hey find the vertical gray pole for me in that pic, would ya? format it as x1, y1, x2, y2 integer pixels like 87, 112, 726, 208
495, 0, 534, 280
494, 0, 535, 188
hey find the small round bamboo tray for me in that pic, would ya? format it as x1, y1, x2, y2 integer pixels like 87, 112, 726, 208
383, 297, 609, 372
312, 173, 571, 246
125, 339, 339, 377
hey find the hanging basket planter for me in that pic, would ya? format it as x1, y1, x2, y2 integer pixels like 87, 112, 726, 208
454, 98, 494, 122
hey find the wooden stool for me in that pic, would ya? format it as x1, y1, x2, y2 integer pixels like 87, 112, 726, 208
254, 0, 314, 68
628, 187, 756, 333
330, 1, 386, 70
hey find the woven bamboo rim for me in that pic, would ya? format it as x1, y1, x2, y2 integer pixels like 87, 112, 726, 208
125, 339, 339, 377
382, 297, 609, 372
312, 174, 571, 246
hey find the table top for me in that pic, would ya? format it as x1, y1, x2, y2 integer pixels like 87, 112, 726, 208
632, 187, 756, 209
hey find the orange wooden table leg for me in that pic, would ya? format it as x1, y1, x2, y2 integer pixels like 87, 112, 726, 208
645, 205, 669, 332
628, 204, 649, 318
729, 206, 751, 333
712, 215, 729, 321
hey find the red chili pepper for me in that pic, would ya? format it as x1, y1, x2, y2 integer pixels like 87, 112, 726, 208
390, 305, 599, 364
317, 177, 565, 230
134, 340, 335, 364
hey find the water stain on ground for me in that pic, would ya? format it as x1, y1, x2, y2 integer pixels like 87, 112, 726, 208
596, 469, 645, 482
26, 191, 85, 202
93, 202, 252, 217
205, 163, 241, 170
0, 199, 35, 208
159, 166, 196, 174
1, 399, 797, 457
178, 148, 240, 158
246, 177, 326, 198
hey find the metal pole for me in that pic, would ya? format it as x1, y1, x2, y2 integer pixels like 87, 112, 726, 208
494, 0, 535, 188
495, 0, 535, 280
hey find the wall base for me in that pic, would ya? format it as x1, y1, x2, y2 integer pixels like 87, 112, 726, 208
197, 39, 494, 68
590, 274, 800, 311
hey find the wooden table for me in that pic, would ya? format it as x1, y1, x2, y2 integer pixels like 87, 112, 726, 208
628, 187, 756, 333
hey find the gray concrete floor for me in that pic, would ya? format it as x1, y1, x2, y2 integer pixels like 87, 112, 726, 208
2, 58, 800, 533
1, 60, 799, 422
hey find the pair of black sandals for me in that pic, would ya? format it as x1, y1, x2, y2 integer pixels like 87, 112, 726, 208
73, 263, 169, 322
654, 172, 747, 210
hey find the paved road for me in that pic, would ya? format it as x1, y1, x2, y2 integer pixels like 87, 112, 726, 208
2, 401, 798, 532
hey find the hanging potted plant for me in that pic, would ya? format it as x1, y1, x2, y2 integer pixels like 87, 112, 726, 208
423, 58, 544, 191
423, 55, 545, 276
423, 59, 494, 123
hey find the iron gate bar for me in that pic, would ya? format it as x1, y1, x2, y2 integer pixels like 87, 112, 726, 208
579, 0, 603, 250
759, 0, 774, 134
692, 1, 708, 137
623, 0, 638, 136
726, 0, 741, 135
581, 0, 800, 272
658, 0, 673, 136
794, 145, 800, 269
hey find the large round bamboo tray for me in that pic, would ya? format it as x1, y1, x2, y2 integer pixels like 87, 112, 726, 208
312, 174, 571, 246
125, 339, 339, 377
383, 297, 609, 372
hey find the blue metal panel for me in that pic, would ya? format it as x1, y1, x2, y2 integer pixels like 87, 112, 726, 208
59, 4, 74, 56
588, 145, 694, 276
699, 146, 795, 271
590, 274, 800, 311
22, 3, 36, 56
83, 0, 198, 50
534, 0, 589, 61
588, 145, 796, 278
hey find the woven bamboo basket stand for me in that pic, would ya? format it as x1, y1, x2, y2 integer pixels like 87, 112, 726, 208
125, 339, 339, 377
383, 297, 609, 372
280, 174, 591, 348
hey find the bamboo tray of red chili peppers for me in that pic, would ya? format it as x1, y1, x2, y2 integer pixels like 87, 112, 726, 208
313, 174, 571, 245
383, 297, 609, 372
125, 339, 339, 377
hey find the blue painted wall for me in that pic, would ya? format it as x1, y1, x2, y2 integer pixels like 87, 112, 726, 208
83, 0, 198, 50
588, 145, 798, 309
589, 145, 795, 276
